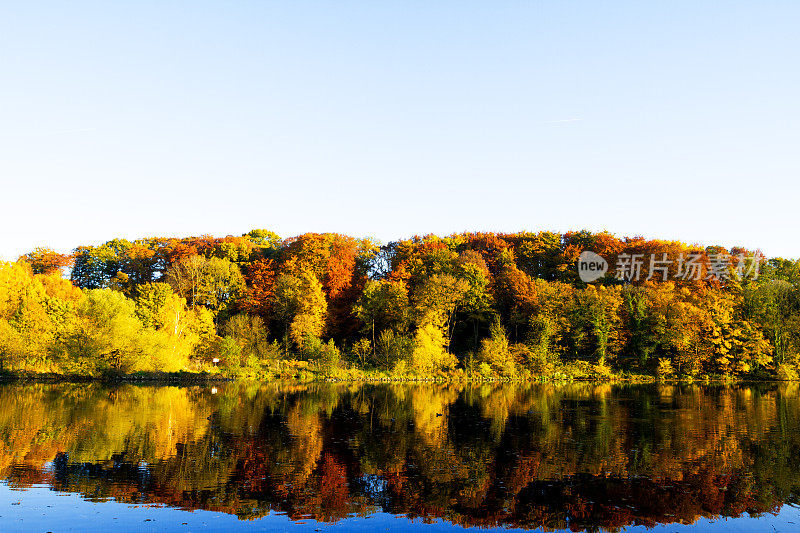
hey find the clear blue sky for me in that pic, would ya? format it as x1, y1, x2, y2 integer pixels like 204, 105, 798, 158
1, 1, 798, 260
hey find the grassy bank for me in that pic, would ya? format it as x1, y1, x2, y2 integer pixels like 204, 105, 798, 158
4, 363, 779, 385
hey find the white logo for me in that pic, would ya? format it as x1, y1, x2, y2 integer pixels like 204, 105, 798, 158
578, 251, 608, 283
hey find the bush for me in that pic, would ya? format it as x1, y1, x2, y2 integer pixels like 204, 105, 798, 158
392, 359, 408, 377
657, 358, 675, 381
593, 361, 613, 378
776, 363, 799, 381
511, 343, 558, 377
376, 330, 413, 370
411, 323, 457, 373
303, 336, 341, 372
350, 338, 372, 368
222, 313, 271, 364
477, 320, 517, 378
213, 336, 244, 371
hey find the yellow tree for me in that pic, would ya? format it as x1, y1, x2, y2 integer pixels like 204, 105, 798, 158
0, 262, 58, 371
271, 269, 327, 354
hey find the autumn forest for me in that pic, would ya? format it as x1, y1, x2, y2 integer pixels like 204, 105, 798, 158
2, 230, 800, 382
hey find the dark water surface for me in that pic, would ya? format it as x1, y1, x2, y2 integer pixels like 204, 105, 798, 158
1, 382, 799, 532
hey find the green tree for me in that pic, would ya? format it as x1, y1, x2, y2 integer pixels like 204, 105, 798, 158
574, 285, 623, 366
223, 313, 272, 367
455, 252, 495, 350
354, 279, 409, 354
62, 289, 154, 374
374, 330, 413, 370
166, 255, 245, 319
743, 280, 800, 366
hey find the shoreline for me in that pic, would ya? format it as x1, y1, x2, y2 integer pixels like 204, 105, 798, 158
1, 370, 795, 386
0, 371, 233, 384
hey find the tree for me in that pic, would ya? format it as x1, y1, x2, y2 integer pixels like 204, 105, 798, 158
0, 261, 56, 371
514, 231, 563, 280
245, 228, 282, 251
241, 258, 276, 318
456, 251, 495, 351
621, 285, 659, 370
279, 233, 378, 340
574, 285, 623, 365
63, 289, 153, 374
743, 280, 800, 366
222, 313, 272, 367
411, 322, 457, 373
374, 330, 413, 370
18, 248, 73, 275
477, 320, 516, 377
411, 274, 469, 353
354, 279, 409, 354
621, 283, 708, 375
133, 282, 210, 369
271, 269, 327, 354
119, 241, 166, 290
303, 336, 341, 371
351, 338, 372, 368
71, 242, 125, 289
0, 321, 16, 372
493, 263, 538, 342
525, 279, 575, 362
166, 255, 245, 318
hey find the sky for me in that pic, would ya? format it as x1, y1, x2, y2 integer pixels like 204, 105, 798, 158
1, 1, 799, 260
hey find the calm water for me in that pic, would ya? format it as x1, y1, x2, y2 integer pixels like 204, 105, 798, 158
1, 382, 799, 532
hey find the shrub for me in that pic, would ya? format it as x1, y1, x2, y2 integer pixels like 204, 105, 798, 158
657, 358, 675, 380
776, 363, 799, 381
411, 323, 457, 373
376, 330, 413, 370
303, 336, 341, 372
350, 338, 372, 368
477, 320, 517, 378
511, 343, 558, 377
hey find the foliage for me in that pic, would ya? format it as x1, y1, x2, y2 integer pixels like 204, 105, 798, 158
476, 320, 516, 378
656, 358, 675, 380
303, 336, 341, 371
411, 322, 457, 373
222, 313, 274, 368
18, 247, 73, 275
3, 229, 800, 381
166, 255, 245, 318
375, 330, 413, 370
350, 338, 372, 368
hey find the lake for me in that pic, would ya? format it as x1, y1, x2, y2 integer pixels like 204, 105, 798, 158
1, 382, 798, 532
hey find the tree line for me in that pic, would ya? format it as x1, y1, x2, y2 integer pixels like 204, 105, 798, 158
2, 229, 799, 380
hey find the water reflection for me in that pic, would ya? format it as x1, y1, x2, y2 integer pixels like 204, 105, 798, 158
1, 382, 799, 530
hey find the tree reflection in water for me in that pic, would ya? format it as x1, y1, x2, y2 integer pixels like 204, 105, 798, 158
1, 382, 799, 530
